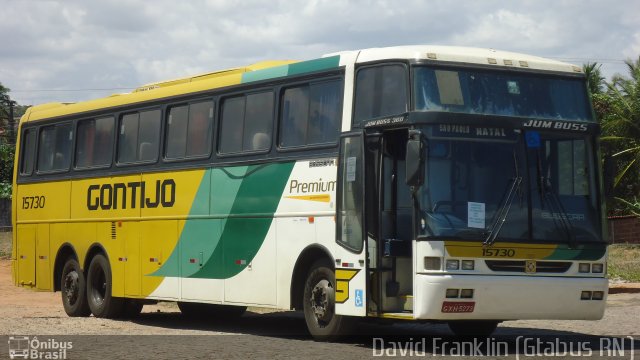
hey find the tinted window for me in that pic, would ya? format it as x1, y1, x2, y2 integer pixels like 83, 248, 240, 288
76, 117, 114, 168
165, 105, 189, 159
118, 109, 161, 164
354, 65, 407, 125
37, 123, 73, 172
280, 80, 342, 147
243, 92, 273, 151
219, 91, 273, 154
187, 101, 214, 157
166, 101, 213, 159
219, 97, 244, 154
413, 66, 593, 121
20, 129, 36, 175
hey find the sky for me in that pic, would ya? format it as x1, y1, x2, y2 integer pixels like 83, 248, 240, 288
1, 0, 639, 106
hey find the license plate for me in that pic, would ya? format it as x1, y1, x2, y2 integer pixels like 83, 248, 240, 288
441, 301, 475, 313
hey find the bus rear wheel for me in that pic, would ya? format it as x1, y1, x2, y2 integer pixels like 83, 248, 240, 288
60, 258, 91, 317
448, 320, 499, 337
303, 259, 355, 340
86, 254, 123, 318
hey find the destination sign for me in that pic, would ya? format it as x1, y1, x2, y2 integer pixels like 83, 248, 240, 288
433, 124, 518, 140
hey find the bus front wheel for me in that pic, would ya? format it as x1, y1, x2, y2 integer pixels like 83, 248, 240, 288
60, 258, 91, 317
86, 254, 123, 318
303, 259, 355, 340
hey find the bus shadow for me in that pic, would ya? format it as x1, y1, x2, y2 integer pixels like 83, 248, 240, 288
128, 309, 639, 355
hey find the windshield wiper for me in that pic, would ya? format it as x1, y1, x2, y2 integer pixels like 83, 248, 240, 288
483, 176, 522, 246
484, 148, 523, 246
534, 149, 578, 248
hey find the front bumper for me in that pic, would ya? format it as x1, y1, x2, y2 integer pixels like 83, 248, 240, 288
414, 274, 608, 320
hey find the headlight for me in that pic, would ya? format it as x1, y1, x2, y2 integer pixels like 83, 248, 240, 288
445, 259, 460, 270
445, 289, 459, 298
460, 289, 474, 298
591, 263, 604, 273
424, 257, 442, 271
578, 263, 591, 273
461, 260, 475, 270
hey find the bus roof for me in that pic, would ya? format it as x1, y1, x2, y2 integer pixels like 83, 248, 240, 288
21, 45, 581, 123
329, 45, 582, 74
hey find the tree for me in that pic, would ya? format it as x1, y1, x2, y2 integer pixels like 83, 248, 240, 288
0, 82, 16, 199
583, 62, 606, 95
597, 57, 640, 215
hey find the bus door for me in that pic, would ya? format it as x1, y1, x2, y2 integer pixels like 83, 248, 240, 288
374, 129, 414, 314
334, 132, 367, 317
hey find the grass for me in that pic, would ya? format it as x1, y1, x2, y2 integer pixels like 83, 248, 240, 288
608, 244, 640, 282
0, 231, 11, 259
1, 231, 639, 281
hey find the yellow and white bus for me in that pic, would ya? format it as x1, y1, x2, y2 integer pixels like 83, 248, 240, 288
12, 45, 609, 339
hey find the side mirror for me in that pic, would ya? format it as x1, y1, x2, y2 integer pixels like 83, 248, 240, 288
406, 130, 426, 188
603, 155, 616, 199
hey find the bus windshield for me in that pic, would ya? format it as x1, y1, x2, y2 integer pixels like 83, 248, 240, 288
413, 66, 593, 122
417, 125, 602, 244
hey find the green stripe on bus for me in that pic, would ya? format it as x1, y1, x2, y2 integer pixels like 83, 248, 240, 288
151, 161, 295, 279
286, 56, 340, 76
544, 244, 606, 261
191, 161, 294, 279
242, 66, 289, 83
241, 55, 340, 83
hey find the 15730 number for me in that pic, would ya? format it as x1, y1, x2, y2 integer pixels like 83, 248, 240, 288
482, 248, 515, 257
22, 196, 46, 210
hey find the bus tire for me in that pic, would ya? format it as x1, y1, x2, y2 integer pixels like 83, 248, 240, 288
86, 254, 123, 318
60, 258, 91, 317
448, 320, 499, 337
303, 259, 355, 340
178, 302, 247, 319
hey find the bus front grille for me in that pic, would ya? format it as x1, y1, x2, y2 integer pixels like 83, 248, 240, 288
485, 260, 572, 273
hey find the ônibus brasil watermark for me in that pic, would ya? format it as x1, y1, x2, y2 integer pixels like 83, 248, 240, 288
7, 336, 72, 359
372, 336, 637, 358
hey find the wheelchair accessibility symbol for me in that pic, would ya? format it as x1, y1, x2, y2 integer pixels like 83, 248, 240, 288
354, 289, 363, 307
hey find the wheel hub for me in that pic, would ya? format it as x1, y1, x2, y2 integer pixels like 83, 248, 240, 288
64, 271, 79, 305
310, 279, 334, 323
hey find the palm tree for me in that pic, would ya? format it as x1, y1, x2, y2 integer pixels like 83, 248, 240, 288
599, 57, 640, 213
583, 62, 606, 95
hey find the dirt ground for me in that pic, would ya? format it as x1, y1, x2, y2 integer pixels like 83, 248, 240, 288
0, 258, 639, 336
1, 259, 639, 359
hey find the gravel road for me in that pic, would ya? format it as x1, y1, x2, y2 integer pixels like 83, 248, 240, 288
1, 260, 638, 359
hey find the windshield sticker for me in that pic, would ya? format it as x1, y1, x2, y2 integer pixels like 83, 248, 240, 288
346, 157, 357, 182
525, 131, 541, 148
435, 70, 464, 105
467, 202, 486, 229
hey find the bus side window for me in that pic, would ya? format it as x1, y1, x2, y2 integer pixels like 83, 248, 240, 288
243, 92, 273, 152
219, 96, 245, 154
279, 79, 341, 148
186, 101, 214, 157
354, 65, 408, 126
37, 123, 72, 172
165, 105, 189, 159
280, 87, 309, 148
118, 110, 160, 164
219, 91, 273, 154
19, 129, 36, 176
76, 117, 114, 169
